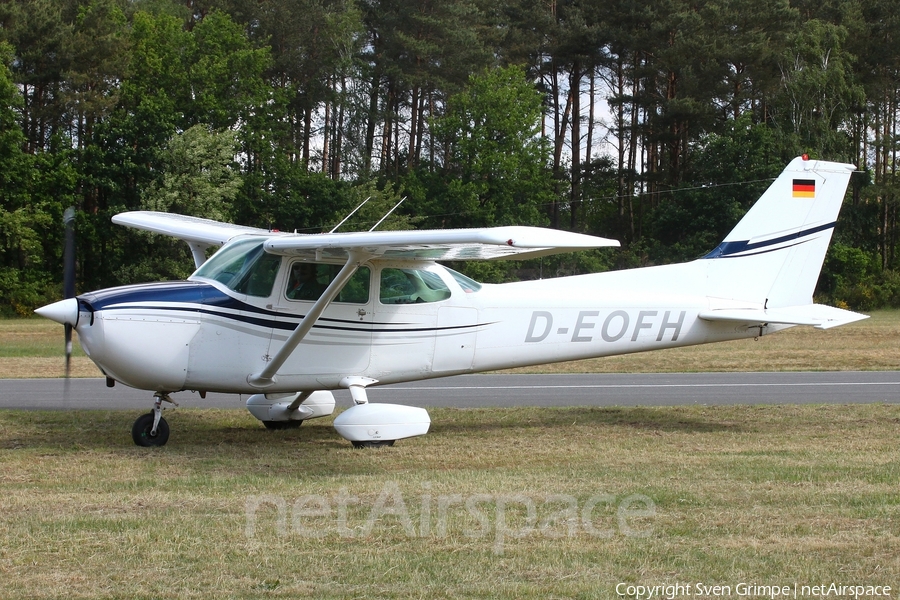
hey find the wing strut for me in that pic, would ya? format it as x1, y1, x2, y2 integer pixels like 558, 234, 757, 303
247, 250, 371, 388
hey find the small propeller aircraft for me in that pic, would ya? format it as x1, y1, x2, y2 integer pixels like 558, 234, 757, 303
36, 156, 866, 447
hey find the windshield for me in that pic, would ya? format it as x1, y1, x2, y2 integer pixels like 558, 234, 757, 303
193, 238, 281, 297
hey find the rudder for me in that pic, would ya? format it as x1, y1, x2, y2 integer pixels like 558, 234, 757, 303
703, 156, 856, 307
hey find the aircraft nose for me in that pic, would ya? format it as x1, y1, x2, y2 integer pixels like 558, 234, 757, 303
35, 297, 79, 326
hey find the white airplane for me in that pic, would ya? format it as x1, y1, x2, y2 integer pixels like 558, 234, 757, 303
36, 156, 866, 447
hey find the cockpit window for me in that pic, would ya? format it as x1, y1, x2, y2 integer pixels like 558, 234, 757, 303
285, 262, 371, 303
380, 267, 452, 304
193, 238, 280, 297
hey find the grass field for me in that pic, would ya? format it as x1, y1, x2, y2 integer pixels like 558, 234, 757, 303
1, 315, 898, 598
0, 405, 898, 598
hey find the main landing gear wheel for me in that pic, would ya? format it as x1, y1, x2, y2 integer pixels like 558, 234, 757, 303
263, 420, 304, 430
351, 440, 395, 449
132, 412, 170, 447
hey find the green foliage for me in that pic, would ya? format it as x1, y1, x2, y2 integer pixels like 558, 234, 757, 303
641, 117, 784, 264
0, 0, 896, 311
413, 65, 556, 282
126, 123, 243, 285
818, 243, 900, 311
185, 10, 272, 130
0, 208, 51, 316
431, 65, 554, 228
233, 162, 348, 233
337, 180, 419, 232
771, 18, 863, 160
0, 41, 59, 314
141, 125, 242, 221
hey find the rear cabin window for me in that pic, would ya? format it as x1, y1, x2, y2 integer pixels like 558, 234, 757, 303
380, 268, 451, 304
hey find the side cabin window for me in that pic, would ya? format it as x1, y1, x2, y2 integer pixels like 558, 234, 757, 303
193, 238, 280, 298
380, 267, 451, 304
443, 266, 483, 293
285, 261, 371, 303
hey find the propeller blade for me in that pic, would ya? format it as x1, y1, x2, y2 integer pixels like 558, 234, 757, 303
65, 323, 72, 379
63, 206, 76, 380
64, 207, 75, 299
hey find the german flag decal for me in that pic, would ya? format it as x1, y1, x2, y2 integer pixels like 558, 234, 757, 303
792, 179, 815, 198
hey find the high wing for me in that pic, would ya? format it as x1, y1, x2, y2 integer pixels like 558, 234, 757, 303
113, 210, 620, 265
112, 211, 273, 245
112, 211, 276, 268
263, 226, 620, 261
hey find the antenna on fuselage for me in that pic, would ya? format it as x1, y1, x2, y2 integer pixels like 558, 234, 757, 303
369, 197, 407, 231
329, 196, 371, 233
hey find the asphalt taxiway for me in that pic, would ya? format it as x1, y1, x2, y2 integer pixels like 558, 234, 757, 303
1, 371, 898, 411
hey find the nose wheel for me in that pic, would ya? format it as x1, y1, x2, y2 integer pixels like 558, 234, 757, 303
132, 412, 169, 446
132, 393, 177, 447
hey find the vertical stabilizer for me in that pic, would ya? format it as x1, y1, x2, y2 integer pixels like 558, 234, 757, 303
703, 156, 856, 307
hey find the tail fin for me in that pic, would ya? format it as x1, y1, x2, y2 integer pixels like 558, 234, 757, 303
703, 156, 856, 309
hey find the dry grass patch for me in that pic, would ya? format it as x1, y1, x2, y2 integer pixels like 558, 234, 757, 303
0, 356, 102, 378
0, 318, 102, 378
1, 405, 898, 598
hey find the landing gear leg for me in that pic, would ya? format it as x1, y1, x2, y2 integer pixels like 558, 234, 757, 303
132, 392, 178, 447
341, 377, 397, 448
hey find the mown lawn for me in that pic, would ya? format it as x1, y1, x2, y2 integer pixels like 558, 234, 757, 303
0, 404, 898, 598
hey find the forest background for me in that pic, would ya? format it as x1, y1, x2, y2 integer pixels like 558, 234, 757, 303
0, 0, 898, 316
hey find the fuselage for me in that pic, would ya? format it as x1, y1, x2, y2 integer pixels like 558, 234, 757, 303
72, 245, 774, 394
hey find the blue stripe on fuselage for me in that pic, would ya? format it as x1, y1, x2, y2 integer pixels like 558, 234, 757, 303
80, 280, 236, 311
78, 280, 484, 334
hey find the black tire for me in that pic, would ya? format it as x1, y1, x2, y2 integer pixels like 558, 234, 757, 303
351, 440, 395, 449
132, 412, 170, 447
262, 420, 303, 430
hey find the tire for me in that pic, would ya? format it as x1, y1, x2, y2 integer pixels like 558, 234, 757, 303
351, 440, 395, 449
262, 420, 304, 430
132, 412, 170, 447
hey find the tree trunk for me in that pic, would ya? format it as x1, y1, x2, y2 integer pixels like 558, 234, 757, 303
408, 84, 419, 170
364, 66, 382, 175
570, 60, 581, 231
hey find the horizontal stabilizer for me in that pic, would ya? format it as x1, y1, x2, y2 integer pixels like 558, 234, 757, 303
699, 304, 868, 330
